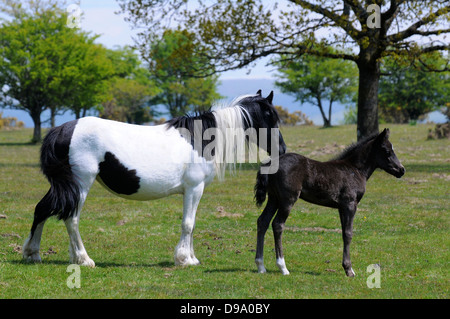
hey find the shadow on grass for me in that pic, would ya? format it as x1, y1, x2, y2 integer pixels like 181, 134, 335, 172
0, 142, 36, 146
8, 259, 174, 269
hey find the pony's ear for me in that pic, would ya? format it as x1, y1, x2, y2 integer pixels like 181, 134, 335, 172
256, 89, 262, 96
266, 91, 274, 104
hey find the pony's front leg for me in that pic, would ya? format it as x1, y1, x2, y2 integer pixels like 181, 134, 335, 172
338, 203, 357, 277
174, 182, 204, 266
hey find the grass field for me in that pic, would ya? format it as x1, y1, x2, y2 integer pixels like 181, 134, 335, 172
0, 124, 448, 299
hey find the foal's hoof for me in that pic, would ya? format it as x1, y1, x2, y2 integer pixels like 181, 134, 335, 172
345, 268, 356, 277
23, 253, 42, 263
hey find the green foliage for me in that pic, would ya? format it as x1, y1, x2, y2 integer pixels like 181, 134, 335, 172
147, 29, 222, 117
379, 53, 450, 123
0, 0, 113, 141
98, 46, 159, 124
274, 105, 313, 126
0, 112, 24, 130
275, 55, 358, 127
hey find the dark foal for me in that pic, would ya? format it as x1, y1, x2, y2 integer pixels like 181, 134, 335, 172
254, 129, 405, 277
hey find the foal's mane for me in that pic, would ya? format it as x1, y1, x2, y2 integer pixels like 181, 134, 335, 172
332, 133, 379, 161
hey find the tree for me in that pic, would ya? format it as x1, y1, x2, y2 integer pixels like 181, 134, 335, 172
275, 54, 357, 127
99, 46, 158, 124
379, 52, 450, 123
119, 0, 450, 139
146, 29, 222, 117
274, 105, 313, 126
0, 0, 113, 142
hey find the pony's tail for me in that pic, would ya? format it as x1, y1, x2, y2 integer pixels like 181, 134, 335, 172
31, 120, 80, 235
254, 163, 270, 207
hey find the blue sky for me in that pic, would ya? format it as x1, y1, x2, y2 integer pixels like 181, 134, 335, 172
78, 0, 274, 79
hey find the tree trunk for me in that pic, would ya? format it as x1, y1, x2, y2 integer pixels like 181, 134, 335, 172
317, 97, 331, 128
50, 107, 56, 128
30, 111, 42, 144
356, 61, 380, 140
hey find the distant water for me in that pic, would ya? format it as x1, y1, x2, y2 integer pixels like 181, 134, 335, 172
1, 78, 446, 127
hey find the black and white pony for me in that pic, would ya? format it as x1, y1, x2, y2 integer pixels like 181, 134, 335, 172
23, 90, 286, 267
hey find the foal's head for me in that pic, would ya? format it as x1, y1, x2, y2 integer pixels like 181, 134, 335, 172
372, 128, 405, 178
238, 90, 287, 156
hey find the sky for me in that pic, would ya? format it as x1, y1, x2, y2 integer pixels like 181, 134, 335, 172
78, 0, 274, 79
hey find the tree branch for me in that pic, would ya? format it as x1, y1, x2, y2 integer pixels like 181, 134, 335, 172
387, 6, 450, 43
288, 0, 361, 41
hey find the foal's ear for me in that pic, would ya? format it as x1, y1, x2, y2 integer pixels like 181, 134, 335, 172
380, 128, 390, 139
256, 89, 262, 96
266, 91, 274, 104
375, 128, 390, 145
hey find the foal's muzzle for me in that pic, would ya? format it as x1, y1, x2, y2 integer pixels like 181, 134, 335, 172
395, 165, 406, 178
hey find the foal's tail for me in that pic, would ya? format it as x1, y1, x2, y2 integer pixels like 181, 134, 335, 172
254, 162, 270, 207
31, 120, 80, 236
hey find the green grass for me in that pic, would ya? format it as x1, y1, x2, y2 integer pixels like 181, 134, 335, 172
0, 124, 448, 298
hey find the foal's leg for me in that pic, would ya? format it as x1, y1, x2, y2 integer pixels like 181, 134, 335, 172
255, 197, 278, 273
174, 182, 204, 266
272, 205, 292, 275
338, 203, 357, 277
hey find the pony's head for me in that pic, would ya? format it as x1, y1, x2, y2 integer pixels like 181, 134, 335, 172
235, 90, 287, 156
372, 128, 405, 178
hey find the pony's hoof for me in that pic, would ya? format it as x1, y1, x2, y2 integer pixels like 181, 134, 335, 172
175, 256, 200, 266
71, 256, 95, 268
280, 269, 290, 275
80, 258, 96, 268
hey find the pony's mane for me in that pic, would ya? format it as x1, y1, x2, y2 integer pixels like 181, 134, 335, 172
333, 132, 379, 161
165, 94, 262, 180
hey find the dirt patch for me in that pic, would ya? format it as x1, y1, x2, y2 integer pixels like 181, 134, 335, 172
215, 206, 243, 219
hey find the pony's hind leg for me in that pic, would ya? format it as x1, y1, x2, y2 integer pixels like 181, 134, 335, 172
255, 197, 278, 273
23, 190, 55, 262
64, 178, 96, 267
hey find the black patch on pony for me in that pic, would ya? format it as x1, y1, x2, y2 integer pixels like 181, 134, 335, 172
31, 120, 80, 236
165, 111, 217, 154
98, 152, 141, 195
